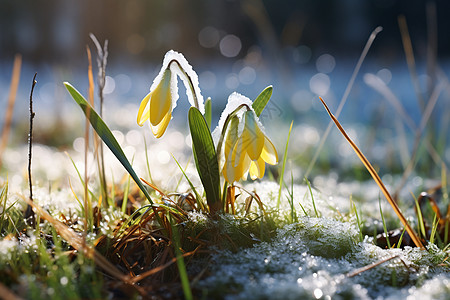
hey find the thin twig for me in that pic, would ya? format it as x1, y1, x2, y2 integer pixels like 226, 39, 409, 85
347, 255, 400, 277
304, 26, 383, 178
0, 54, 22, 169
25, 73, 37, 226
90, 33, 108, 203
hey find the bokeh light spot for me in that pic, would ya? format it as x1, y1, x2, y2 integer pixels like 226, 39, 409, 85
198, 26, 220, 48
377, 68, 392, 84
309, 73, 330, 96
316, 54, 336, 74
104, 76, 116, 94
225, 73, 239, 89
220, 34, 242, 58
199, 71, 217, 90
293, 45, 312, 64
238, 66, 256, 85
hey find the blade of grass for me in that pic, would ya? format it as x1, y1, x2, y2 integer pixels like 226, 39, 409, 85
0, 182, 8, 233
169, 215, 193, 300
121, 173, 132, 214
379, 197, 391, 249
277, 121, 293, 209
172, 154, 205, 211
305, 177, 319, 218
252, 85, 273, 117
64, 82, 164, 231
318, 96, 424, 249
413, 193, 426, 239
204, 97, 212, 129
351, 196, 363, 243
396, 228, 406, 248
65, 151, 96, 202
430, 213, 439, 245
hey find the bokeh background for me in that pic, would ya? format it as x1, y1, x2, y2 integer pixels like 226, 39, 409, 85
1, 0, 449, 177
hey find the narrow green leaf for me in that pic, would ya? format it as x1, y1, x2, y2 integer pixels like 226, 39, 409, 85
252, 85, 273, 117
64, 82, 154, 207
169, 215, 193, 300
277, 120, 293, 209
188, 107, 221, 213
172, 154, 205, 211
204, 97, 212, 129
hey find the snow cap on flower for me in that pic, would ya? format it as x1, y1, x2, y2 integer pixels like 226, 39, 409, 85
137, 50, 204, 138
215, 92, 278, 183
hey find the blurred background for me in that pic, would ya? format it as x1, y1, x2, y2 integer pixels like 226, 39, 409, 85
0, 0, 449, 178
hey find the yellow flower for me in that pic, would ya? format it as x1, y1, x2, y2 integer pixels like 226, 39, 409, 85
221, 109, 278, 183
137, 69, 174, 138
137, 50, 204, 138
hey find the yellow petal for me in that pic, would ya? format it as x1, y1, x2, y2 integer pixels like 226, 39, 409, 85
223, 115, 240, 163
236, 154, 251, 181
242, 111, 264, 161
137, 92, 151, 126
150, 69, 172, 126
150, 109, 172, 138
249, 158, 265, 180
223, 148, 251, 183
261, 137, 278, 165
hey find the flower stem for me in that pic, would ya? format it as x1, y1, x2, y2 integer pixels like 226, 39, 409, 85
169, 59, 200, 110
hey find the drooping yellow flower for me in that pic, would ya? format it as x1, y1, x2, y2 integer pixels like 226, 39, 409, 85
137, 69, 174, 138
231, 110, 278, 181
217, 93, 278, 183
137, 50, 204, 138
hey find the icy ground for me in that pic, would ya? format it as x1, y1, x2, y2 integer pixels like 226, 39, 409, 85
0, 124, 448, 299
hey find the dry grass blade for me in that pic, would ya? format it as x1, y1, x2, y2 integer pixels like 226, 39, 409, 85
0, 282, 23, 300
0, 54, 22, 169
398, 15, 425, 111
23, 197, 133, 285
347, 255, 400, 277
318, 97, 424, 249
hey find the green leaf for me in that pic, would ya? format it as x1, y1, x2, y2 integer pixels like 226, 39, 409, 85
188, 107, 221, 213
64, 82, 154, 207
252, 85, 273, 117
204, 97, 212, 129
